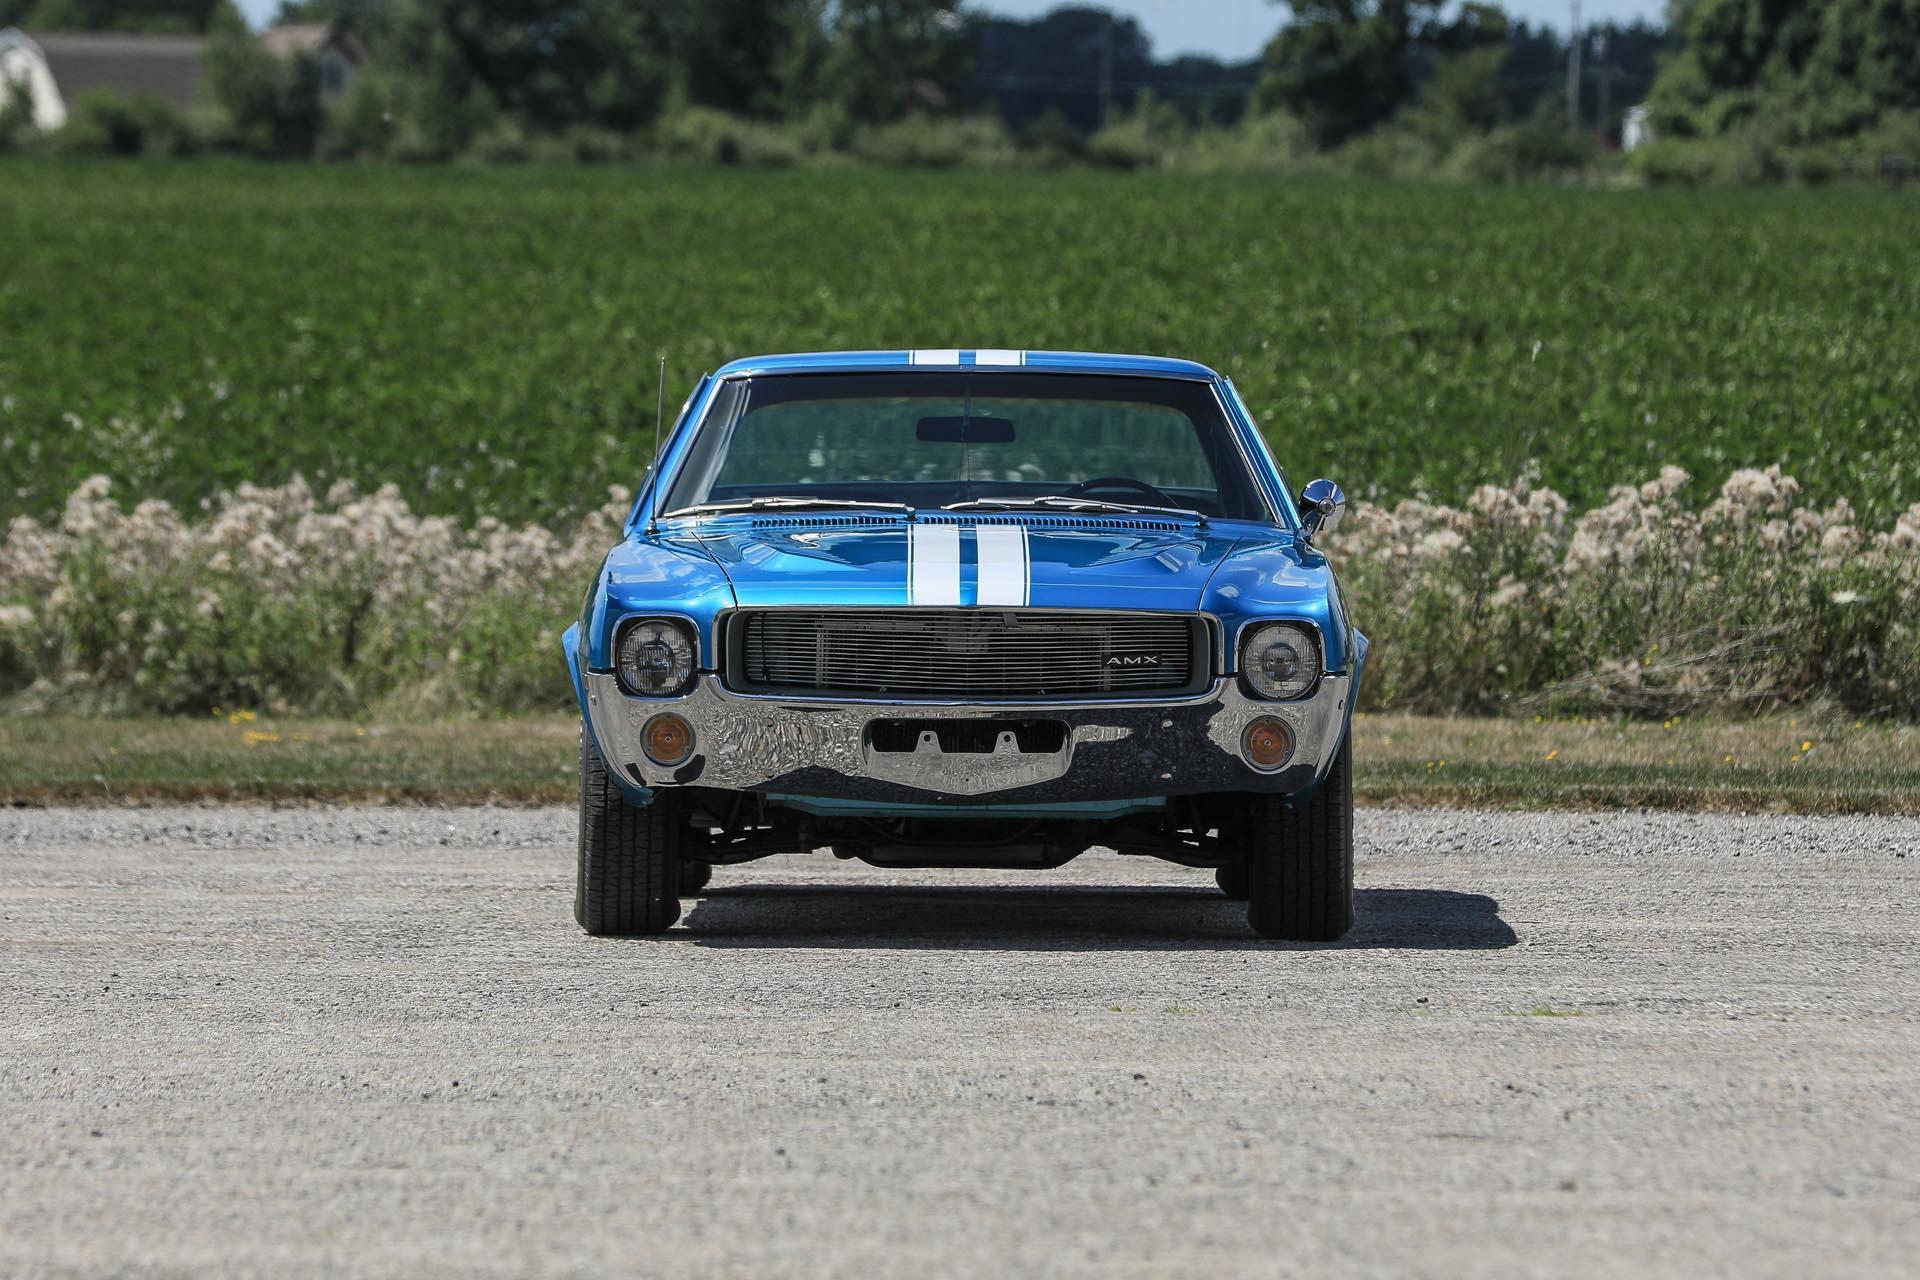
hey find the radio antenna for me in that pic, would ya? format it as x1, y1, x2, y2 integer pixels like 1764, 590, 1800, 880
652, 355, 667, 464
645, 356, 667, 534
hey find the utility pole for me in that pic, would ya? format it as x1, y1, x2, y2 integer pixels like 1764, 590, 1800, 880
1566, 0, 1582, 129
1098, 13, 1114, 130
1594, 31, 1611, 140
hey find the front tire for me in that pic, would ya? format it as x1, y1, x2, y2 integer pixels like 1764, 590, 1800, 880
1244, 735, 1354, 941
575, 731, 683, 936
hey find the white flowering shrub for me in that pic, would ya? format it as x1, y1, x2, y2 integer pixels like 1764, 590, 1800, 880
1337, 465, 1920, 715
1, 476, 629, 715
2, 468, 1917, 717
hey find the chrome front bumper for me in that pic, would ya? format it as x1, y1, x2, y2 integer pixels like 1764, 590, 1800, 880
582, 671, 1353, 805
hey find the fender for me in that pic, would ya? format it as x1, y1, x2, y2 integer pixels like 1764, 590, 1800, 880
562, 621, 653, 805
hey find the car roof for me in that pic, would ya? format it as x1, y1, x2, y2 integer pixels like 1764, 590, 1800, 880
710, 349, 1222, 381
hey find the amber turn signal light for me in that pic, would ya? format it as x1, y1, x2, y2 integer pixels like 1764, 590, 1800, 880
642, 713, 695, 766
1242, 717, 1294, 771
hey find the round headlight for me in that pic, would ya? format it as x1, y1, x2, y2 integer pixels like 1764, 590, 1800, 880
616, 618, 696, 697
1241, 622, 1321, 700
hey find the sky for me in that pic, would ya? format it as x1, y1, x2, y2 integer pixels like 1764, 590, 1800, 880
974, 1, 1667, 61
235, 1, 1669, 64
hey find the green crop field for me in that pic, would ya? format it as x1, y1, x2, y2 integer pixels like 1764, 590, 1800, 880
3, 159, 1917, 526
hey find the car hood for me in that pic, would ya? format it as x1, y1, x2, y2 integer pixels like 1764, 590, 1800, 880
686, 515, 1242, 612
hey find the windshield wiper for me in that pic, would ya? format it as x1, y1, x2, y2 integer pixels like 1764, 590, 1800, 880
942, 496, 1208, 525
662, 497, 916, 519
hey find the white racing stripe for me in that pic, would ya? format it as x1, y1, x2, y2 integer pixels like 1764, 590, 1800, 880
909, 522, 962, 605
911, 349, 961, 366
974, 349, 1025, 366
975, 524, 1030, 606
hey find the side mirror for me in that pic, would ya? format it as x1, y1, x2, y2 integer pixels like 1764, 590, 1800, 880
1297, 478, 1345, 544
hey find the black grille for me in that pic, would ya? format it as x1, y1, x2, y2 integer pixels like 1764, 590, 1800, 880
730, 609, 1205, 700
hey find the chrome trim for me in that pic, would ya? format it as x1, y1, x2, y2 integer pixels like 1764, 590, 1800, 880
582, 671, 1351, 797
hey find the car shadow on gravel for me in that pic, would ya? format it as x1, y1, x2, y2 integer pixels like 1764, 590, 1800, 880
676, 886, 1517, 951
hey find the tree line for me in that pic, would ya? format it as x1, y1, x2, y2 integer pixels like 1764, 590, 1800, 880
2, 0, 1915, 183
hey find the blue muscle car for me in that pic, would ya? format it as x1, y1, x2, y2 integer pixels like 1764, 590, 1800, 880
562, 349, 1366, 940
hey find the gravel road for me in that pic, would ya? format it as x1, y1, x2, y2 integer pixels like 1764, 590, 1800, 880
3, 805, 1917, 1278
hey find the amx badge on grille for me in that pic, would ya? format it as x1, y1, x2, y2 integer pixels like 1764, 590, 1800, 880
1104, 654, 1161, 666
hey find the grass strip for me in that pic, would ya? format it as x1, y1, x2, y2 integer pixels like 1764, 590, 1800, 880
2, 711, 1916, 814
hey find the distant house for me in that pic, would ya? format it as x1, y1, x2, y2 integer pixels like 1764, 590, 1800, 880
0, 29, 207, 131
0, 22, 364, 131
261, 23, 365, 102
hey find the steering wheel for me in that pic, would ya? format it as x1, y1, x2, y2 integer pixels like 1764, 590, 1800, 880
1061, 476, 1180, 507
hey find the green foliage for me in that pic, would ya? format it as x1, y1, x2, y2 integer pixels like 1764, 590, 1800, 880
1648, 0, 1920, 144
429, 0, 668, 136
18, 0, 236, 33
1254, 0, 1507, 149
1403, 43, 1509, 148
1, 164, 1917, 535
1444, 104, 1607, 184
1018, 108, 1086, 166
48, 89, 197, 156
652, 105, 804, 167
319, 65, 400, 159
205, 21, 324, 158
1632, 105, 1920, 187
668, 0, 831, 120
1170, 111, 1314, 174
1256, 0, 1442, 148
0, 77, 34, 152
824, 0, 974, 125
1085, 90, 1186, 170
847, 114, 1012, 168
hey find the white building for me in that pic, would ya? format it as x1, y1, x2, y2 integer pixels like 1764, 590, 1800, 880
1622, 104, 1654, 153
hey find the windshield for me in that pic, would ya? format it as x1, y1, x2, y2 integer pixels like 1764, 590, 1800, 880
661, 372, 1268, 520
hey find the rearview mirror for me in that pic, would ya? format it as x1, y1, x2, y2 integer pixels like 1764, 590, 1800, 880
916, 415, 1015, 444
1298, 478, 1345, 545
